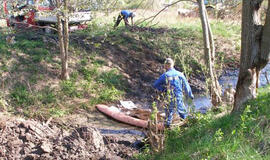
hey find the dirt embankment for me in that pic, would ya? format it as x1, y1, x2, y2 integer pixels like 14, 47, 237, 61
0, 114, 144, 159
74, 26, 240, 101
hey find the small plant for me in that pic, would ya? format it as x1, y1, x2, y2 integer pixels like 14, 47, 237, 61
79, 66, 98, 81
240, 105, 254, 135
0, 41, 11, 56
49, 107, 67, 117
1, 64, 9, 72
150, 102, 158, 121
214, 128, 224, 142
9, 83, 34, 106
70, 71, 79, 81
38, 86, 56, 104
80, 103, 88, 110
80, 58, 88, 66
30, 48, 50, 63
97, 69, 126, 90
14, 39, 43, 51
148, 101, 164, 153
98, 86, 124, 102
89, 86, 124, 105
60, 80, 81, 98
92, 59, 106, 66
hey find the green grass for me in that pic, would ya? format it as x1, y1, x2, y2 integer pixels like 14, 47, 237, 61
86, 23, 203, 77
0, 17, 241, 120
137, 85, 270, 160
9, 83, 35, 107
60, 80, 82, 98
0, 33, 12, 75
97, 69, 126, 90
211, 20, 241, 38
83, 18, 240, 77
0, 29, 129, 119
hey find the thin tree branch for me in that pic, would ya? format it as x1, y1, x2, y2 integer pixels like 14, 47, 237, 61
8, 21, 58, 31
135, 0, 196, 26
133, 0, 145, 12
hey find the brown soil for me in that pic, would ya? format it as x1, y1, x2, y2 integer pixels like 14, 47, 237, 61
0, 113, 144, 159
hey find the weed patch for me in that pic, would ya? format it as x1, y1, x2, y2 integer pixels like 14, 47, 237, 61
79, 66, 98, 81
60, 80, 81, 98
89, 86, 124, 105
9, 83, 34, 107
97, 69, 126, 90
0, 41, 11, 56
37, 86, 57, 104
49, 107, 68, 117
139, 85, 270, 160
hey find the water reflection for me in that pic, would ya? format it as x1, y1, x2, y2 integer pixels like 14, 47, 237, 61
191, 63, 270, 112
99, 129, 146, 137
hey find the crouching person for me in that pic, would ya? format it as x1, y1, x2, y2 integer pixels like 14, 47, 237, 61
114, 10, 135, 29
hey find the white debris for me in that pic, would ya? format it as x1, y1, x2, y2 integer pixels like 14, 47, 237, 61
120, 101, 137, 110
109, 106, 121, 112
160, 113, 166, 118
177, 8, 194, 17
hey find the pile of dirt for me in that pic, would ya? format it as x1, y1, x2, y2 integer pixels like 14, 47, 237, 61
0, 116, 143, 159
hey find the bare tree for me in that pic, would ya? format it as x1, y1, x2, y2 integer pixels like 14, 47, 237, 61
56, 0, 118, 80
56, 0, 70, 80
197, 0, 222, 107
233, 0, 270, 111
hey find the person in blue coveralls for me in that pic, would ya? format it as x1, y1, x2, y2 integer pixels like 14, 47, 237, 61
114, 10, 135, 28
153, 58, 194, 128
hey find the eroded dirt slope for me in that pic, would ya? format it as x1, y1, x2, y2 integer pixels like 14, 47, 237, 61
0, 113, 143, 160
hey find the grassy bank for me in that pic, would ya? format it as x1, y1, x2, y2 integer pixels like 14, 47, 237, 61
138, 85, 270, 160
0, 31, 127, 119
0, 12, 240, 120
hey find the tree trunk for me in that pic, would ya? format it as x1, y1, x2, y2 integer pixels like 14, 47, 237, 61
260, 0, 270, 61
233, 0, 270, 111
57, 0, 69, 80
198, 0, 222, 107
62, 0, 69, 80
205, 5, 222, 106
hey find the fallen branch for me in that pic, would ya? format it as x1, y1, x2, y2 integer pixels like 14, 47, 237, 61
45, 117, 53, 126
9, 21, 58, 31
